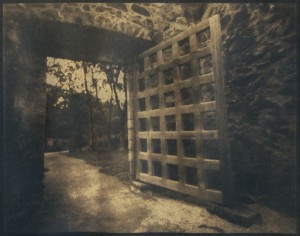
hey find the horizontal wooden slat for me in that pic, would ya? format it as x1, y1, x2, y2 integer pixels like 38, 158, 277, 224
148, 154, 163, 161
139, 173, 207, 200
138, 152, 178, 165
177, 46, 211, 65
183, 184, 204, 198
138, 108, 179, 117
139, 153, 220, 172
205, 189, 223, 203
190, 46, 212, 59
183, 158, 198, 167
138, 131, 218, 139
139, 173, 163, 183
199, 101, 216, 112
162, 132, 180, 139
138, 132, 197, 139
138, 152, 148, 160
178, 79, 191, 89
136, 102, 216, 116
179, 104, 196, 114
137, 88, 159, 98
204, 159, 220, 170
162, 83, 176, 91
138, 20, 210, 58
163, 107, 177, 116
177, 73, 214, 90
180, 131, 198, 138
200, 130, 218, 139
165, 155, 179, 164
137, 70, 160, 79
138, 132, 161, 138
138, 109, 164, 117
199, 73, 215, 84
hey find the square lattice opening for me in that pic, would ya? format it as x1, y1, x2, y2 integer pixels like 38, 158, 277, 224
183, 139, 196, 158
139, 98, 146, 111
199, 83, 215, 102
163, 68, 174, 85
138, 78, 145, 92
140, 160, 148, 173
140, 139, 147, 152
202, 111, 217, 130
167, 164, 179, 181
149, 53, 157, 68
182, 113, 195, 131
149, 73, 159, 88
185, 167, 198, 186
138, 59, 144, 72
196, 28, 211, 48
179, 62, 192, 80
150, 95, 159, 110
164, 91, 175, 108
199, 56, 213, 75
163, 46, 172, 63
180, 87, 194, 105
165, 115, 176, 131
153, 161, 162, 177
178, 38, 190, 56
166, 139, 177, 156
139, 118, 147, 131
151, 117, 160, 131
203, 140, 219, 160
152, 139, 161, 153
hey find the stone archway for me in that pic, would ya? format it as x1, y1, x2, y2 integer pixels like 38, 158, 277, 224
3, 10, 154, 230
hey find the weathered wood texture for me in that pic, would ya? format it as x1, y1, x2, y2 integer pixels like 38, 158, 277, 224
131, 15, 232, 204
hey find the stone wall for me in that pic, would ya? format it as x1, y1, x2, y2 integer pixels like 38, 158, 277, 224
200, 3, 296, 209
4, 3, 186, 43
3, 14, 47, 230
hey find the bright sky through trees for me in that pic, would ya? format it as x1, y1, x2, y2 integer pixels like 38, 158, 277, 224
46, 57, 126, 105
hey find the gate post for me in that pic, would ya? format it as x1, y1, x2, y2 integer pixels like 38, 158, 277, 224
126, 62, 137, 181
209, 15, 237, 206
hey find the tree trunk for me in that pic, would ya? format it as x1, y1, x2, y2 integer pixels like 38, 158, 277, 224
82, 62, 96, 151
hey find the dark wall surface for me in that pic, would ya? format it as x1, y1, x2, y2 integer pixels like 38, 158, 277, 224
3, 14, 47, 230
201, 3, 296, 213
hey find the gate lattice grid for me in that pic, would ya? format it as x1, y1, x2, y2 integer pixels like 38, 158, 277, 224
129, 15, 232, 204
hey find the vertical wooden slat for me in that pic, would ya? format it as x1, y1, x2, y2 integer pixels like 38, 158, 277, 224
147, 138, 152, 176
157, 50, 167, 180
172, 42, 185, 186
189, 34, 198, 52
209, 15, 235, 205
146, 94, 152, 176
190, 34, 206, 191
127, 60, 138, 180
144, 56, 150, 71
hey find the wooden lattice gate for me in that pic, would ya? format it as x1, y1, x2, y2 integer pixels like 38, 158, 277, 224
127, 15, 234, 205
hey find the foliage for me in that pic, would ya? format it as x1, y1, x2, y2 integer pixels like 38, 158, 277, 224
45, 57, 128, 152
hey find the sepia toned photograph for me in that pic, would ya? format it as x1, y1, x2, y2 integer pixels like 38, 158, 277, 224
2, 2, 297, 234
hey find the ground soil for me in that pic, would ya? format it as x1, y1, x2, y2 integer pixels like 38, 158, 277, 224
22, 151, 296, 233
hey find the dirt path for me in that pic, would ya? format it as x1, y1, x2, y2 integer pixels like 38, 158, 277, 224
23, 152, 296, 233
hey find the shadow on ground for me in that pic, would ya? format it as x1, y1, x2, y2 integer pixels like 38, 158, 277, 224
62, 150, 131, 185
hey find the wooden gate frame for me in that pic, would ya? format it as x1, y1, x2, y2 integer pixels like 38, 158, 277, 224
127, 15, 235, 206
